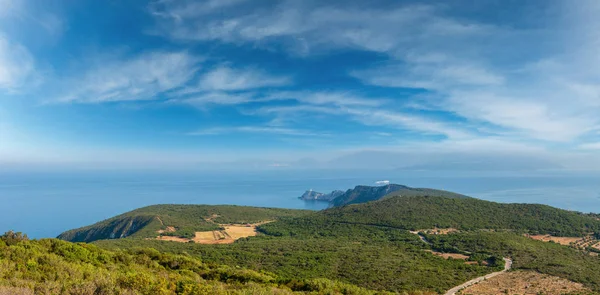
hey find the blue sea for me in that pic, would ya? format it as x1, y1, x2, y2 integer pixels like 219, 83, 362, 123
1, 169, 599, 239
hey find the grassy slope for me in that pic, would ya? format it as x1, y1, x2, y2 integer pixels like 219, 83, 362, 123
58, 205, 311, 243
323, 196, 600, 236
72, 195, 600, 293
96, 224, 498, 294
0, 236, 403, 295
425, 231, 600, 291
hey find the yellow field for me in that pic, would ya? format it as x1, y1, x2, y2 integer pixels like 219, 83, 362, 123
527, 234, 582, 246
223, 225, 257, 239
155, 236, 190, 243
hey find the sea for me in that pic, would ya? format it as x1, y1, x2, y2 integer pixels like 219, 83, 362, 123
1, 169, 599, 239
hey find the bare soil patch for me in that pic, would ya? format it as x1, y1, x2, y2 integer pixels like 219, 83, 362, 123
157, 226, 176, 234
527, 234, 582, 246
459, 270, 589, 295
414, 228, 459, 235
155, 236, 190, 243
204, 214, 220, 222
425, 250, 469, 260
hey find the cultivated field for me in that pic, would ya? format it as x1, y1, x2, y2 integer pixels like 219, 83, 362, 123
154, 222, 272, 244
425, 250, 469, 260
526, 234, 600, 256
458, 270, 589, 295
527, 234, 582, 246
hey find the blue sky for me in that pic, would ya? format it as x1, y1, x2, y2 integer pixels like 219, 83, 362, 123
1, 0, 600, 170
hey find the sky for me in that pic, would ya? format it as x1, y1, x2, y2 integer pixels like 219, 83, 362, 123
1, 0, 600, 170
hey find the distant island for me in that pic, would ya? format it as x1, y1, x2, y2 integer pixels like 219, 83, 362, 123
298, 189, 344, 201
299, 183, 469, 207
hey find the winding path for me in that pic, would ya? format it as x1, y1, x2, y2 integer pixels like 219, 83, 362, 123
444, 257, 512, 295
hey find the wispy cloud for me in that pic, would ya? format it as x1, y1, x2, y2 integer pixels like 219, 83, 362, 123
0, 34, 36, 92
579, 142, 600, 150
188, 125, 326, 137
148, 0, 600, 146
148, 1, 491, 55
174, 91, 256, 106
196, 66, 291, 92
55, 51, 201, 103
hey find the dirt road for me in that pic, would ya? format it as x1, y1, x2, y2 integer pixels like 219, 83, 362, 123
444, 258, 512, 295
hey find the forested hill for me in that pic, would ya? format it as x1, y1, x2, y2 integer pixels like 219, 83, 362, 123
321, 195, 600, 236
329, 184, 469, 207
58, 205, 310, 243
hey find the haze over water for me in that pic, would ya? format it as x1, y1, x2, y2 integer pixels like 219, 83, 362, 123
1, 169, 599, 239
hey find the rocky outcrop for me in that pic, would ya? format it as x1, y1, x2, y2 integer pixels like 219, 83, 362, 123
299, 189, 344, 201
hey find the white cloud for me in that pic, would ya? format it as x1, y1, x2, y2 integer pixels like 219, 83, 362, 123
257, 102, 473, 140
263, 91, 385, 107
0, 34, 36, 91
57, 51, 201, 103
344, 108, 472, 140
149, 0, 600, 146
196, 66, 291, 92
149, 0, 248, 19
176, 92, 255, 106
579, 142, 600, 150
188, 125, 324, 137
149, 2, 491, 55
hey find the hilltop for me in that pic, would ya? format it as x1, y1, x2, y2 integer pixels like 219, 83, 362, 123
58, 205, 310, 243
320, 195, 600, 236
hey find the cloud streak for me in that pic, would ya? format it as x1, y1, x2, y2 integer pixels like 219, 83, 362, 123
56, 51, 201, 103
188, 125, 326, 137
0, 34, 36, 92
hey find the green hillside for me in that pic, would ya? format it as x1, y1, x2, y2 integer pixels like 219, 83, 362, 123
96, 223, 500, 293
0, 231, 401, 295
322, 195, 600, 236
58, 205, 311, 243
58, 194, 600, 294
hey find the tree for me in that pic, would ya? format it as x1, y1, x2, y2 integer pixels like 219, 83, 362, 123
1, 230, 29, 246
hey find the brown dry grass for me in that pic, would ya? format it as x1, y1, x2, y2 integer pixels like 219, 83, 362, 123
425, 250, 469, 260
0, 287, 34, 295
459, 270, 589, 295
414, 228, 458, 235
157, 226, 176, 234
223, 225, 257, 239
527, 234, 582, 246
155, 236, 190, 243
156, 221, 274, 244
204, 214, 220, 222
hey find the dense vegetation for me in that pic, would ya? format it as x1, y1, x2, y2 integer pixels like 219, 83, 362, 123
329, 184, 468, 207
97, 224, 498, 293
322, 196, 600, 236
0, 231, 409, 295
59, 205, 311, 243
425, 231, 600, 291
56, 194, 600, 293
